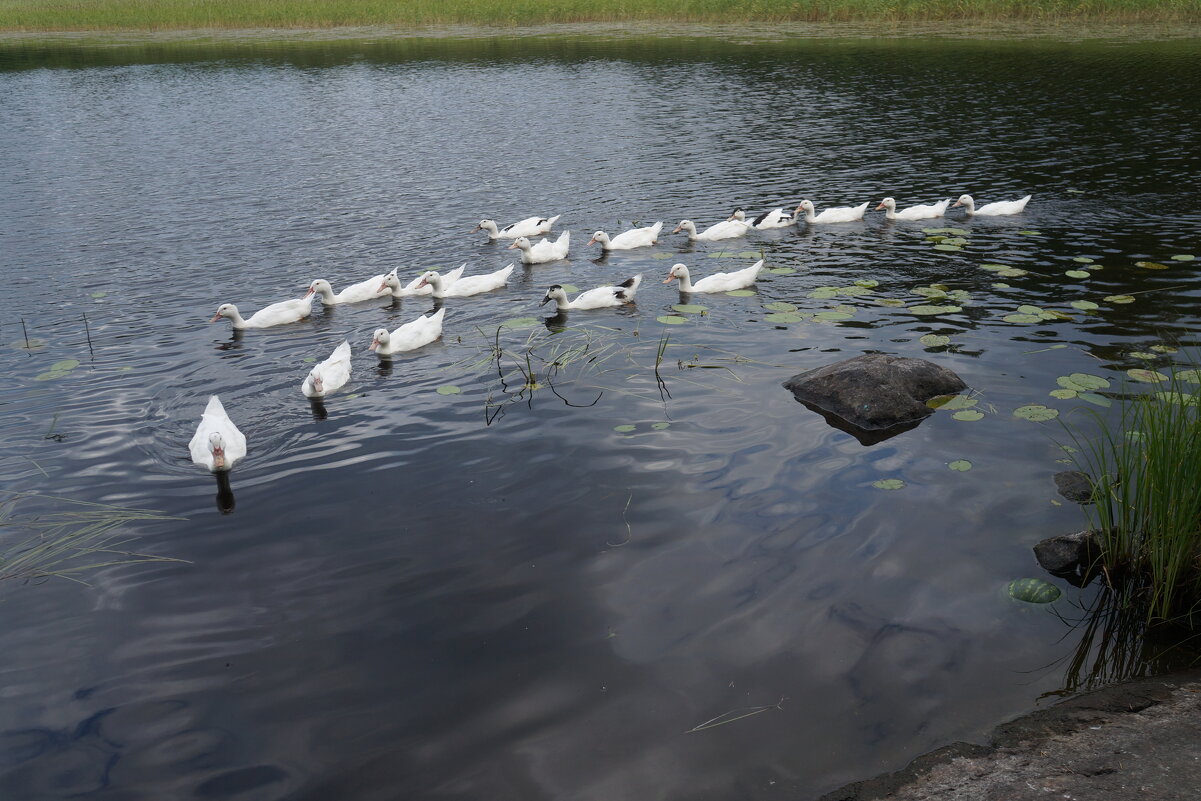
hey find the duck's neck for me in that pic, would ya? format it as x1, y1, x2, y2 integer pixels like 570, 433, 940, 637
960, 198, 975, 215
314, 285, 337, 303
683, 223, 698, 240
227, 309, 249, 329
427, 274, 446, 298
883, 205, 897, 220
799, 205, 816, 223
676, 272, 695, 293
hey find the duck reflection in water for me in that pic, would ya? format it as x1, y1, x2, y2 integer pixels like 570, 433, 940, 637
214, 471, 236, 514
308, 399, 328, 421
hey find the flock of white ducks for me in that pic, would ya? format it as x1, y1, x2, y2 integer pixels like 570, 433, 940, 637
194, 192, 1032, 472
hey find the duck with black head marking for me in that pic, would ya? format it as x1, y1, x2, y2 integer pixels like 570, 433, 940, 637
540, 275, 642, 311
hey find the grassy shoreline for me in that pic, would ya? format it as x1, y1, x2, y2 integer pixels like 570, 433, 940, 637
2, 0, 1199, 33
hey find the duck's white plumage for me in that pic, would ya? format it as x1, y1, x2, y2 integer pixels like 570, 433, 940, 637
663, 260, 764, 293
541, 275, 642, 310
876, 197, 951, 221
369, 308, 445, 355
301, 340, 353, 398
210, 296, 313, 329
729, 208, 796, 229
475, 215, 561, 240
673, 218, 751, 241
305, 271, 394, 305
795, 200, 870, 224
953, 194, 1031, 216
418, 264, 514, 297
509, 232, 570, 264
587, 222, 663, 250
188, 395, 247, 473
378, 265, 466, 297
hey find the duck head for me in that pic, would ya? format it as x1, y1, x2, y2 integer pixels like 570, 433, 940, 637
208, 432, 227, 471
876, 197, 896, 212
540, 285, 569, 307
672, 220, 696, 235
210, 303, 237, 323
952, 194, 973, 208
474, 219, 499, 235
587, 231, 609, 247
726, 209, 746, 222
508, 237, 532, 251
305, 279, 333, 299
663, 264, 689, 284
369, 328, 389, 352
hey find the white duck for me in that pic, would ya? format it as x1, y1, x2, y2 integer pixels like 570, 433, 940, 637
795, 200, 870, 224
953, 194, 1032, 216
305, 272, 394, 305
588, 221, 663, 250
672, 218, 751, 241
210, 295, 313, 329
876, 197, 951, 221
728, 208, 796, 229
188, 395, 247, 473
663, 260, 764, 293
416, 264, 514, 297
301, 340, 352, 399
378, 264, 466, 298
369, 307, 446, 355
540, 275, 642, 310
509, 232, 571, 264
474, 215, 561, 240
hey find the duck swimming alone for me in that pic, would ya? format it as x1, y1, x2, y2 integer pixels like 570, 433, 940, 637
188, 395, 247, 473
301, 340, 353, 399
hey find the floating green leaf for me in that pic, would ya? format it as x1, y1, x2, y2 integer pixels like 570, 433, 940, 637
656, 315, 689, 325
979, 263, 1009, 272
90, 291, 107, 298
992, 282, 1011, 289
1127, 368, 1169, 383
738, 251, 762, 259
913, 286, 948, 299
50, 359, 80, 372
651, 422, 671, 430
919, 334, 951, 347
1104, 295, 1135, 304
854, 279, 880, 288
766, 267, 795, 275
872, 479, 905, 490
1070, 300, 1099, 311
1170, 254, 1195, 261
813, 311, 853, 322
952, 410, 985, 421
1129, 351, 1158, 360
922, 227, 970, 236
997, 268, 1028, 278
9, 338, 47, 352
1019, 230, 1041, 236
1003, 313, 1042, 324
765, 312, 806, 323
1150, 345, 1177, 354
436, 385, 461, 395
764, 301, 797, 312
613, 424, 636, 433
1050, 389, 1078, 399
1155, 391, 1199, 406
651, 252, 676, 260
1065, 270, 1090, 279
876, 298, 906, 307
909, 305, 962, 316
1135, 261, 1170, 270
725, 290, 756, 297
932, 243, 962, 252
1008, 578, 1061, 604
35, 371, 69, 381
1072, 256, 1094, 264
948, 460, 972, 472
928, 394, 977, 410
1014, 404, 1059, 421
673, 304, 708, 314
500, 317, 540, 329
302, 356, 317, 363
1175, 369, 1201, 384
1058, 373, 1110, 391
808, 287, 838, 299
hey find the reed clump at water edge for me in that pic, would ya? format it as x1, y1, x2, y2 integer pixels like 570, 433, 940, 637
0, 0, 1197, 31
1066, 365, 1201, 626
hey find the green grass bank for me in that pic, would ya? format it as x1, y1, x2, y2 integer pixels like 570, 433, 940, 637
2, 0, 1198, 32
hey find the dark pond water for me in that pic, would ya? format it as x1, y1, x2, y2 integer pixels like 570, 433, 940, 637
1, 28, 1199, 801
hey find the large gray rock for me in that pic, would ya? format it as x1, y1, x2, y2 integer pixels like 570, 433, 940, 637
1034, 530, 1098, 574
783, 355, 968, 440
1054, 470, 1096, 504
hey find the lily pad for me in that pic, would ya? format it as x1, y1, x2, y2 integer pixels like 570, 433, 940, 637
50, 359, 80, 372
35, 370, 70, 381
928, 394, 977, 410
1175, 370, 1201, 384
932, 244, 963, 252
436, 385, 461, 395
1008, 578, 1061, 604
500, 317, 540, 329
763, 301, 798, 312
908, 305, 962, 316
1170, 254, 1195, 261
651, 422, 671, 430
872, 479, 905, 490
613, 424, 636, 433
992, 282, 1011, 289
1104, 295, 1135, 304
90, 291, 108, 298
9, 338, 47, 352
813, 311, 853, 322
854, 279, 879, 288
725, 290, 756, 297
1050, 389, 1078, 399
1135, 261, 1170, 270
1003, 314, 1043, 324
948, 460, 972, 472
1127, 368, 1169, 383
876, 298, 907, 307
1072, 257, 1094, 264
651, 252, 676, 260
1128, 351, 1158, 360
1155, 391, 1199, 406
1150, 345, 1177, 354
997, 268, 1028, 278
1070, 300, 1099, 311
979, 263, 1009, 272
302, 356, 317, 363
1058, 373, 1110, 391
913, 287, 948, 299
1019, 230, 1041, 236
808, 287, 838, 299
656, 315, 689, 325
919, 334, 951, 347
672, 304, 708, 314
1079, 392, 1112, 407
1014, 404, 1059, 421
952, 410, 985, 421
766, 267, 795, 275
1065, 270, 1091, 279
